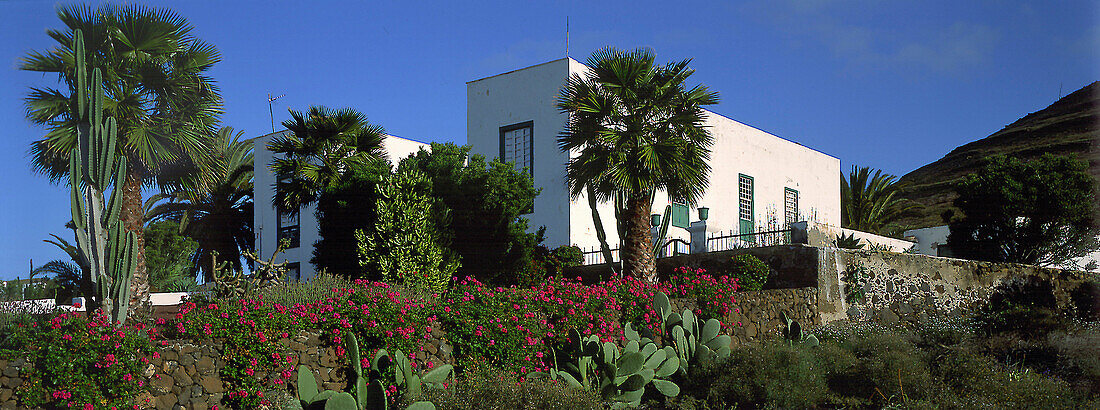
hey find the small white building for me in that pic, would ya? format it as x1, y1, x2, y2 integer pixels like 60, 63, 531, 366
467, 58, 841, 254
253, 131, 429, 281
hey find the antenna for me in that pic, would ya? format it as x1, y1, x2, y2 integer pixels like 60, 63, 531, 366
267, 93, 286, 134
566, 16, 570, 58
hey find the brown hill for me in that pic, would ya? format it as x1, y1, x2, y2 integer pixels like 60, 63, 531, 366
896, 81, 1100, 229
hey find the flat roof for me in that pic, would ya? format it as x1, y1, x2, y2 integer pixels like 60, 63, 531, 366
466, 57, 577, 84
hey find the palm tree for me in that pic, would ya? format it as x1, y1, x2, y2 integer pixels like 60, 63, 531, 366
30, 260, 82, 304
147, 127, 254, 280
558, 48, 718, 281
268, 106, 387, 216
841, 166, 918, 235
22, 5, 222, 311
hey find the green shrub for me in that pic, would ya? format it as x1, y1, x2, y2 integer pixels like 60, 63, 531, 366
977, 276, 1068, 338
935, 348, 1095, 408
841, 261, 870, 304
727, 254, 769, 291
256, 270, 356, 307
416, 370, 603, 409
8, 311, 156, 409
516, 245, 583, 287
675, 342, 828, 409
356, 166, 460, 292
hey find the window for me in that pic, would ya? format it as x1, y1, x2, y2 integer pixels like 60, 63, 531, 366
286, 262, 301, 282
670, 202, 689, 229
784, 188, 799, 227
738, 174, 754, 239
500, 121, 533, 177
277, 211, 300, 249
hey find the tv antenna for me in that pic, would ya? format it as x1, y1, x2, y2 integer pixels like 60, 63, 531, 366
267, 93, 286, 134
566, 16, 570, 57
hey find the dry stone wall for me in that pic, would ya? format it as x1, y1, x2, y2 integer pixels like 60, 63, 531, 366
836, 250, 1095, 325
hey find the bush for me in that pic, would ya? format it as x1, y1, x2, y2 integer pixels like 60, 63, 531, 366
416, 370, 603, 409
977, 276, 1068, 338
516, 245, 583, 287
727, 254, 769, 291
5, 310, 158, 409
675, 342, 828, 409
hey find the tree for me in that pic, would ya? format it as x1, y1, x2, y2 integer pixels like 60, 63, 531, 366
268, 106, 387, 216
947, 154, 1099, 266
143, 221, 199, 292
30, 260, 82, 303
146, 127, 255, 279
22, 5, 222, 311
356, 166, 460, 292
841, 166, 918, 235
401, 143, 544, 284
311, 159, 390, 276
558, 47, 718, 281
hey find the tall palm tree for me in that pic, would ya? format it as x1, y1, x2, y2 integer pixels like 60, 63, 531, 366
268, 106, 387, 216
147, 127, 254, 280
22, 5, 222, 311
841, 166, 918, 235
558, 48, 718, 281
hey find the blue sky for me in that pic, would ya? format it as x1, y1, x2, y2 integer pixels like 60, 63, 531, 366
1, 0, 1097, 279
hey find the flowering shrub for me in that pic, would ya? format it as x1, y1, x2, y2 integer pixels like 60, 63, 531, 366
161, 268, 741, 406
9, 309, 157, 409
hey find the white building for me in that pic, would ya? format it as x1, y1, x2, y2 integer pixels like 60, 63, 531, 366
253, 131, 429, 281
467, 58, 841, 254
255, 57, 844, 279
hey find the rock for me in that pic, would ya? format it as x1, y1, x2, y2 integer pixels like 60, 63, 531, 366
2, 378, 20, 389
155, 394, 176, 410
151, 374, 174, 395
161, 350, 179, 361
0, 388, 12, 401
143, 363, 157, 378
199, 375, 224, 394
323, 381, 346, 391
880, 309, 900, 325
193, 356, 214, 376
1, 367, 17, 378
9, 358, 23, 368
190, 399, 208, 410
135, 391, 156, 409
178, 353, 195, 367
172, 367, 193, 387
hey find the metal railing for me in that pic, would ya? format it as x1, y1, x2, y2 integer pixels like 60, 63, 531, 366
706, 228, 791, 252
580, 238, 691, 265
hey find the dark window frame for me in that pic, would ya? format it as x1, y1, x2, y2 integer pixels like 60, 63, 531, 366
499, 121, 534, 177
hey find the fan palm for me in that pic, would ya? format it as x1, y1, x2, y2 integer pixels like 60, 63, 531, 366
22, 5, 222, 311
30, 260, 83, 303
147, 127, 254, 280
841, 166, 918, 235
558, 47, 718, 281
268, 106, 387, 215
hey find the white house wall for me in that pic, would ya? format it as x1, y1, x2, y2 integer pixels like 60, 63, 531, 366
253, 131, 429, 281
467, 58, 840, 252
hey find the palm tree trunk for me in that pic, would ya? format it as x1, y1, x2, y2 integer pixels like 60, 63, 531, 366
121, 167, 149, 316
622, 192, 657, 282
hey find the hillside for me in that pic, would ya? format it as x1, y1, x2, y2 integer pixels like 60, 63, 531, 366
896, 81, 1100, 229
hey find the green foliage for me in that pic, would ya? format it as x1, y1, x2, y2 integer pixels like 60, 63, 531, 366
297, 333, 450, 409
726, 254, 769, 291
258, 271, 357, 307
269, 106, 388, 215
312, 160, 390, 276
5, 311, 156, 409
212, 239, 290, 299
841, 261, 870, 304
651, 292, 733, 376
840, 166, 918, 235
143, 221, 199, 292
834, 232, 864, 249
401, 143, 544, 285
517, 245, 583, 287
559, 47, 718, 279
146, 127, 256, 280
948, 154, 1099, 266
779, 312, 819, 347
357, 167, 459, 292
976, 275, 1068, 338
417, 370, 603, 409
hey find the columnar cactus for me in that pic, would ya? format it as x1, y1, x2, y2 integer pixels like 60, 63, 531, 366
65, 29, 137, 324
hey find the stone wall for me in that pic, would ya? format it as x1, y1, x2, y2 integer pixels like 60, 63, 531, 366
833, 250, 1096, 326
0, 325, 456, 410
